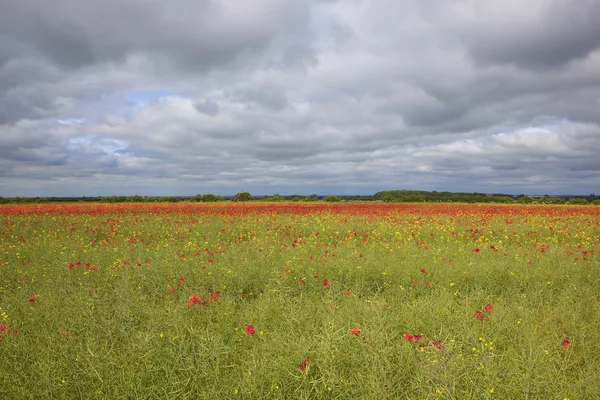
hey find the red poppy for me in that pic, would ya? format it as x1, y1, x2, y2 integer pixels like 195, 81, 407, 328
178, 277, 185, 285
474, 310, 485, 320
28, 295, 38, 303
245, 325, 255, 335
169, 287, 175, 294
186, 293, 207, 307
209, 291, 221, 301
484, 303, 493, 313
299, 278, 306, 284
345, 289, 352, 296
350, 327, 361, 336
298, 355, 311, 372
432, 339, 443, 351
475, 248, 480, 253
411, 278, 417, 285
425, 282, 431, 288
420, 268, 427, 274
322, 279, 330, 287
67, 263, 74, 270
561, 339, 570, 348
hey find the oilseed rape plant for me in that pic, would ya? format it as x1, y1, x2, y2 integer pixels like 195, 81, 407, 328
0, 202, 599, 398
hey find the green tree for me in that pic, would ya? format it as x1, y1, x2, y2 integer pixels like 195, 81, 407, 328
233, 191, 251, 202
382, 193, 395, 203
323, 196, 341, 202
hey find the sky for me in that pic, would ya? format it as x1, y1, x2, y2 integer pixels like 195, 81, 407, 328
1, 0, 600, 197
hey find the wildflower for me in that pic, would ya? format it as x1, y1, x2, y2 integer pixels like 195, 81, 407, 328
432, 339, 444, 351
169, 287, 175, 294
299, 278, 306, 284
420, 268, 427, 273
425, 282, 431, 288
67, 263, 74, 270
350, 327, 361, 336
484, 303, 493, 313
561, 339, 571, 348
322, 279, 330, 287
186, 293, 207, 307
345, 289, 352, 296
245, 325, 255, 335
88, 289, 94, 296
178, 277, 185, 285
209, 291, 221, 301
28, 295, 38, 303
298, 355, 311, 372
474, 310, 485, 320
411, 278, 417, 285
475, 248, 480, 253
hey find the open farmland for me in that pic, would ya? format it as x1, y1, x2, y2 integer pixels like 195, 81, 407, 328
1, 203, 599, 399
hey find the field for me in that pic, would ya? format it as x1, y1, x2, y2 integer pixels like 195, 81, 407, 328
1, 202, 599, 399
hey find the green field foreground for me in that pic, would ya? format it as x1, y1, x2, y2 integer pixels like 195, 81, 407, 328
1, 202, 599, 399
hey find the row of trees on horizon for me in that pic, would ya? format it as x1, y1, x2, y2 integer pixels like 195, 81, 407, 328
1, 190, 599, 205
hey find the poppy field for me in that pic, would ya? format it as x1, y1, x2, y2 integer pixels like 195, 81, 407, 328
1, 202, 599, 399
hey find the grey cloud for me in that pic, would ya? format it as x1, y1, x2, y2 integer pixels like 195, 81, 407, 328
465, 0, 600, 69
193, 100, 220, 116
1, 0, 600, 196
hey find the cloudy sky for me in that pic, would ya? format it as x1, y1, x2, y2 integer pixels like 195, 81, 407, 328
2, 0, 600, 197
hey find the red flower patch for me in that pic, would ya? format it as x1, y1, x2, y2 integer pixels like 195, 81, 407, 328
350, 327, 361, 336
245, 325, 255, 335
186, 293, 207, 307
298, 355, 311, 372
474, 310, 485, 320
561, 339, 571, 348
484, 303, 493, 313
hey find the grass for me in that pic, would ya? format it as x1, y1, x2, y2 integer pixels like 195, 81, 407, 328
0, 202, 599, 399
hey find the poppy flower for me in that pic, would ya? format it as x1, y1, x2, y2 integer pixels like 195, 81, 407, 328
484, 303, 493, 313
420, 268, 427, 274
186, 293, 207, 307
298, 355, 311, 372
245, 325, 255, 335
350, 327, 361, 336
169, 287, 175, 294
209, 291, 221, 301
474, 310, 485, 320
432, 339, 443, 351
178, 277, 185, 285
561, 339, 571, 348
345, 289, 352, 296
411, 278, 417, 285
28, 295, 38, 303
425, 282, 431, 288
322, 279, 330, 287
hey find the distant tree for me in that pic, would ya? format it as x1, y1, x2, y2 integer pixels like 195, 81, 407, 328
382, 193, 395, 203
568, 198, 588, 205
323, 196, 341, 202
267, 194, 282, 202
516, 196, 535, 204
592, 199, 600, 205
233, 191, 251, 202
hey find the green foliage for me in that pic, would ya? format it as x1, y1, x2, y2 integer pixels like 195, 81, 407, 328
265, 194, 282, 202
382, 193, 395, 203
232, 191, 251, 202
1, 205, 600, 398
190, 194, 225, 202
323, 195, 341, 202
568, 197, 589, 205
516, 196, 535, 204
